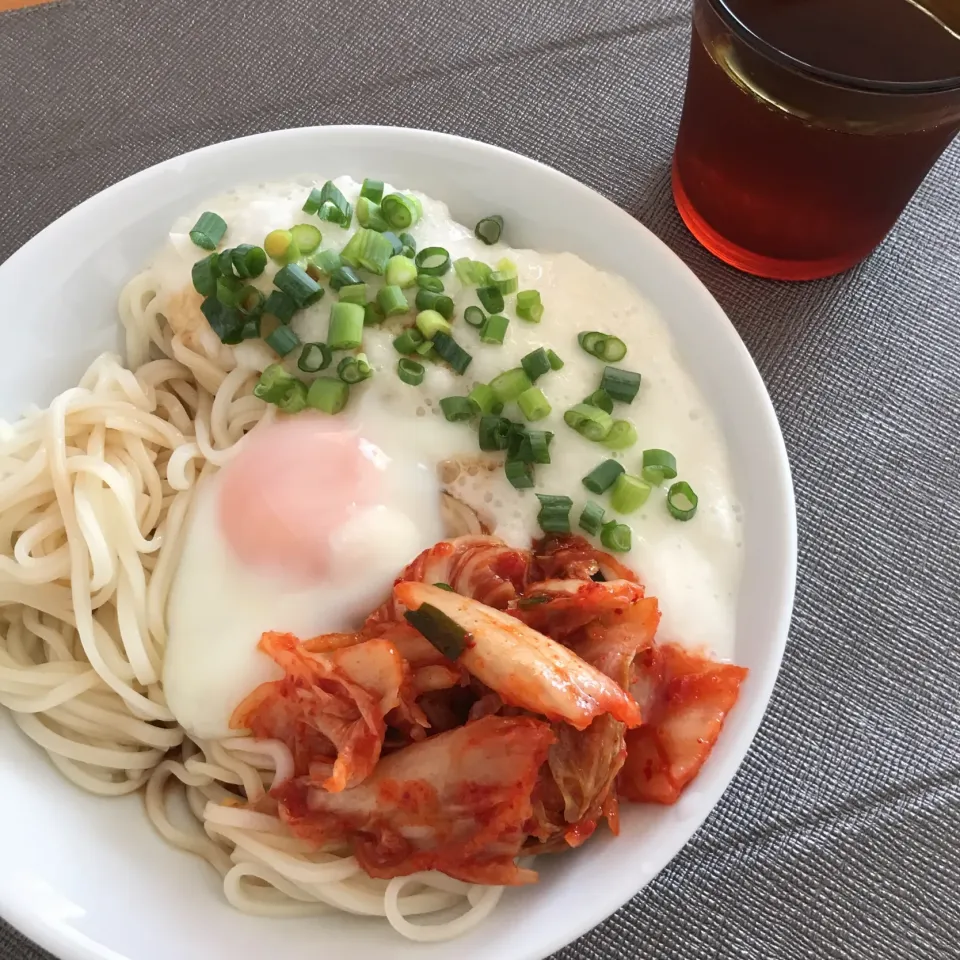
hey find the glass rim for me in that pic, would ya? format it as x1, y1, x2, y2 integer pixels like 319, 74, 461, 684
706, 0, 960, 95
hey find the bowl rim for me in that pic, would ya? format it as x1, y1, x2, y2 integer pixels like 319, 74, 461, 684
0, 123, 797, 960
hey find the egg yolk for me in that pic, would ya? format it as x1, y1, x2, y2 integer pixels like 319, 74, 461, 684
217, 415, 379, 582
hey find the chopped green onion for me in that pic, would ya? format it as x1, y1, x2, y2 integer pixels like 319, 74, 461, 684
364, 302, 385, 326
385, 255, 418, 288
578, 331, 627, 362
191, 253, 219, 297
264, 229, 298, 263
189, 211, 227, 250
439, 396, 479, 422
237, 285, 264, 317
274, 264, 324, 308
329, 265, 362, 291
600, 521, 632, 552
265, 324, 300, 357
201, 297, 243, 344
399, 232, 416, 257
393, 328, 425, 355
433, 582, 454, 592
478, 415, 512, 451
356, 197, 388, 232
304, 182, 352, 227
415, 246, 451, 277
601, 367, 642, 404
229, 245, 267, 279
536, 494, 573, 534
381, 231, 404, 255
579, 501, 605, 537
254, 364, 298, 404
474, 215, 503, 245
431, 332, 472, 374
547, 349, 564, 371
477, 285, 504, 314
415, 289, 454, 319
584, 389, 614, 414
338, 283, 368, 305
610, 474, 652, 514
216, 275, 242, 308
667, 481, 698, 521
480, 314, 509, 345
464, 306, 486, 328
397, 358, 425, 385
377, 285, 409, 317
490, 367, 532, 403
468, 383, 501, 416
263, 290, 297, 324
306, 377, 350, 414
454, 258, 493, 286
505, 459, 535, 489
340, 228, 393, 275
582, 459, 625, 494
337, 353, 373, 384
360, 178, 384, 204
276, 379, 308, 414
518, 386, 551, 422
512, 429, 553, 464
642, 449, 678, 486
298, 342, 332, 373
516, 289, 544, 323
416, 340, 436, 358
403, 603, 467, 660
327, 302, 365, 350
416, 309, 452, 340
603, 420, 638, 451
517, 595, 550, 607
564, 403, 613, 441
416, 275, 444, 293
381, 193, 422, 230
290, 224, 322, 256
521, 348, 551, 381
491, 258, 518, 295
309, 249, 342, 277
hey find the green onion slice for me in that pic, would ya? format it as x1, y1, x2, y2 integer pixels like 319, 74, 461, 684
399, 231, 416, 257
304, 182, 352, 227
416, 274, 444, 293
274, 264, 324, 308
364, 302, 385, 326
610, 474, 652, 514
667, 481, 698, 521
341, 228, 394, 275
601, 366, 641, 404
290, 224, 322, 256
536, 494, 573, 534
337, 353, 373, 384
310, 249, 342, 277
254, 364, 298, 404
584, 389, 614, 414
404, 602, 467, 660
477, 285, 505, 314
454, 258, 493, 286
516, 289, 543, 323
431, 332, 472, 374
600, 521, 632, 552
466, 384, 497, 416
265, 324, 300, 357
564, 403, 613, 441
329, 264, 362, 291
381, 193, 422, 231
512, 429, 553, 464
518, 386, 551, 422
642, 449, 678, 485
327, 302, 365, 351
547, 349, 564, 371
490, 367, 532, 403
579, 501, 605, 537
582, 459, 625, 494
478, 415, 513, 451
230, 244, 267, 279
356, 197, 388, 232
474, 215, 503, 245
397, 358, 425, 386
416, 309, 452, 340
264, 229, 298, 263
298, 342, 332, 373
491, 258, 518, 295
191, 254, 219, 297
464, 306, 486, 328
201, 297, 243, 344
360, 178, 384, 204
521, 347, 551, 381
306, 377, 350, 414
189, 211, 227, 250
415, 246, 451, 277
603, 420, 638, 451
505, 459, 535, 489
385, 255, 418, 289
393, 328, 425, 355
276, 379, 308, 414
480, 314, 509, 345
378, 284, 409, 317
415, 289, 454, 319
579, 331, 627, 362
440, 396, 479, 422
338, 283, 368, 305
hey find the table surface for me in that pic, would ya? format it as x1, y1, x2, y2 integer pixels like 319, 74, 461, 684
2, 0, 958, 958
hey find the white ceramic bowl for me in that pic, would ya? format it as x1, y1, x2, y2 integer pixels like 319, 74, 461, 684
0, 126, 796, 960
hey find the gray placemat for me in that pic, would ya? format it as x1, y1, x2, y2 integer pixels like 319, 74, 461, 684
1, 0, 958, 957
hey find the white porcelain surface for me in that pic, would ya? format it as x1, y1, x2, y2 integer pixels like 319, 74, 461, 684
0, 126, 796, 960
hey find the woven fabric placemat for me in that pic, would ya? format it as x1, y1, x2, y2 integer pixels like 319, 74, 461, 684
1, 0, 958, 957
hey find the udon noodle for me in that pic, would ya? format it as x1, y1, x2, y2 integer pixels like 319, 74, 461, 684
0, 269, 500, 940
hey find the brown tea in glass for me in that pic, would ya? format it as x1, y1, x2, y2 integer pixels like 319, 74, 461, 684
672, 0, 960, 280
